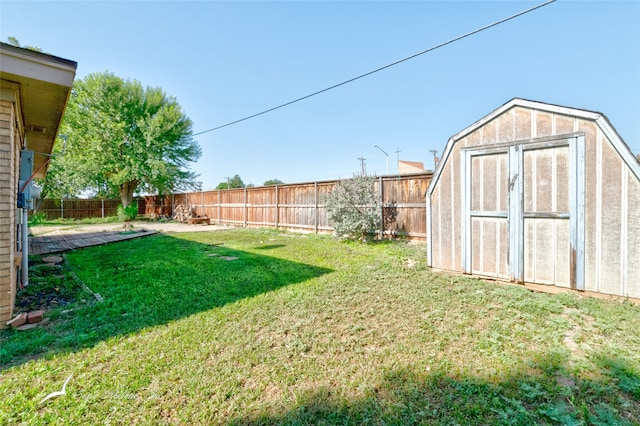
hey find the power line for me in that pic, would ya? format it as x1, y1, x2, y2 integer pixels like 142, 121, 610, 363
193, 0, 556, 136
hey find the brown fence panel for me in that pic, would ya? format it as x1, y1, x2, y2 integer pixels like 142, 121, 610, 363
219, 189, 245, 225
34, 198, 121, 220
247, 186, 277, 228
140, 195, 172, 217
36, 199, 63, 220
278, 183, 319, 232
202, 190, 218, 221
104, 200, 120, 218
316, 182, 335, 232
381, 174, 430, 240
172, 193, 188, 209
186, 192, 203, 216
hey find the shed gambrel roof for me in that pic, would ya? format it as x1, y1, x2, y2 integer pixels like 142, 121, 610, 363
428, 98, 640, 196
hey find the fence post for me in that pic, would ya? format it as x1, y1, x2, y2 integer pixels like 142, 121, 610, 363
61, 199, 64, 219
201, 190, 204, 217
314, 182, 319, 234
275, 185, 279, 229
379, 176, 384, 240
244, 187, 248, 227
101, 199, 105, 218
217, 190, 221, 225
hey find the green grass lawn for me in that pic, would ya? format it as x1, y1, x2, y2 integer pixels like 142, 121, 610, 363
1, 228, 639, 425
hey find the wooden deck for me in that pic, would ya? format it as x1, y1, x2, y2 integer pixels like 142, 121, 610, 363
29, 229, 158, 255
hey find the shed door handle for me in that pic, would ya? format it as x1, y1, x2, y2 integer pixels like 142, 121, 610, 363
509, 173, 518, 191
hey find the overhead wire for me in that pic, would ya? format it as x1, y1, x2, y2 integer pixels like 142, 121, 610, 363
193, 0, 556, 136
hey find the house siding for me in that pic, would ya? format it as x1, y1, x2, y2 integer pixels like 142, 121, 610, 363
0, 99, 20, 327
1, 43, 76, 328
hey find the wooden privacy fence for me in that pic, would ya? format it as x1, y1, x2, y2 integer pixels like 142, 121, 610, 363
32, 174, 432, 239
35, 199, 123, 220
140, 173, 432, 240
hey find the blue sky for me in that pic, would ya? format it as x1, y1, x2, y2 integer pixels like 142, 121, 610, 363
2, 1, 638, 189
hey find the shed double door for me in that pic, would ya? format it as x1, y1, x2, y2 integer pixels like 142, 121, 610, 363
463, 136, 584, 289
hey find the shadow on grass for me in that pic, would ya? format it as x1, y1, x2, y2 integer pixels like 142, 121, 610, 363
0, 233, 332, 369
229, 353, 640, 425
254, 244, 287, 250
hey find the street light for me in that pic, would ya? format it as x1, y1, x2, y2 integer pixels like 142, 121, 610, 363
373, 144, 389, 175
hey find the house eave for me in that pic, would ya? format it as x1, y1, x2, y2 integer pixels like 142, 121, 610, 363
0, 42, 77, 179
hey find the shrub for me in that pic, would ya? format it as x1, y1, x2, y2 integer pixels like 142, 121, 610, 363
29, 211, 47, 225
117, 204, 138, 222
323, 175, 381, 241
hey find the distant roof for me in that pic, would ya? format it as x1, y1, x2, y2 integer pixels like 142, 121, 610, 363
399, 160, 425, 168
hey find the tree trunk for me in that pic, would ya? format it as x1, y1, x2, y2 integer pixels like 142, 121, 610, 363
119, 180, 137, 207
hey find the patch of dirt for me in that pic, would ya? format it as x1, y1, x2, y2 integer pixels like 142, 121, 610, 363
561, 307, 595, 360
14, 256, 86, 313
562, 308, 583, 357
404, 258, 418, 268
554, 307, 598, 389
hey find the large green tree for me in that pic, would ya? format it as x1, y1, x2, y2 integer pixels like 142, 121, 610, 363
43, 71, 202, 207
215, 174, 245, 190
6, 37, 43, 52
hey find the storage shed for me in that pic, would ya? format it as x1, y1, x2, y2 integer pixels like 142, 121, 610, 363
426, 98, 640, 299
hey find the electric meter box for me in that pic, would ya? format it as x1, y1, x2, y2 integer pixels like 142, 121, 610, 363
18, 150, 34, 205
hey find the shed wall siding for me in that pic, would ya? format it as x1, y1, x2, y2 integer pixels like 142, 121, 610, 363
432, 143, 462, 271
626, 170, 640, 297
515, 107, 532, 139
451, 145, 461, 271
581, 126, 640, 298
536, 111, 553, 137
433, 158, 454, 270
583, 123, 600, 293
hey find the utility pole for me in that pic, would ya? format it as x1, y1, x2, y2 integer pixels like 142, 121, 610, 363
225, 176, 231, 189
429, 149, 438, 170
357, 157, 366, 176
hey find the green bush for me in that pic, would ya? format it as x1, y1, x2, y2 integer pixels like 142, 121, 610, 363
323, 175, 381, 241
117, 204, 138, 222
28, 211, 47, 225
